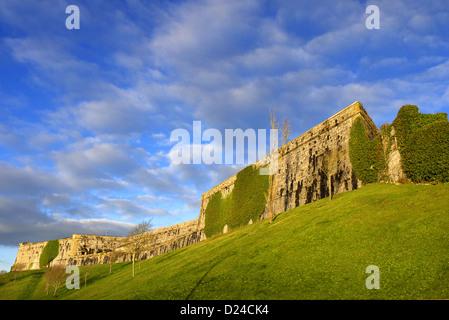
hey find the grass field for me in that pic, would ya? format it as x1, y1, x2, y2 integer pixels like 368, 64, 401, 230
1, 183, 448, 300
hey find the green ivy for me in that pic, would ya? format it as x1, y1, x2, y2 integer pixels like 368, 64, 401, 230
204, 191, 233, 238
404, 120, 449, 183
392, 105, 449, 183
204, 165, 269, 238
39, 239, 59, 268
380, 123, 392, 154
349, 117, 386, 184
392, 105, 447, 152
229, 164, 270, 229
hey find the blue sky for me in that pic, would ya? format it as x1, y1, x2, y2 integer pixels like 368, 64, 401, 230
1, 0, 449, 271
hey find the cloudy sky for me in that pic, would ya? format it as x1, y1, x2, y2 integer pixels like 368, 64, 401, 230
1, 0, 449, 270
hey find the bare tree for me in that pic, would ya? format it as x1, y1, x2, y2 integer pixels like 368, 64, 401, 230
83, 264, 95, 288
267, 107, 279, 223
44, 265, 66, 298
280, 116, 291, 147
108, 250, 122, 274
267, 109, 291, 223
125, 219, 154, 277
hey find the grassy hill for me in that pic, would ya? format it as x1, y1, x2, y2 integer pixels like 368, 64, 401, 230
1, 183, 448, 300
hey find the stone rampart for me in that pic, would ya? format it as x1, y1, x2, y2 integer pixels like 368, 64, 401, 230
13, 219, 202, 270
14, 101, 390, 271
198, 101, 380, 229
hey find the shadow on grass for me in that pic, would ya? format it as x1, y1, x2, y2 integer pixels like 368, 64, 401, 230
185, 253, 236, 300
18, 272, 44, 299
83, 261, 132, 286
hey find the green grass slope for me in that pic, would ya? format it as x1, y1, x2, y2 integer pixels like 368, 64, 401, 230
1, 183, 448, 300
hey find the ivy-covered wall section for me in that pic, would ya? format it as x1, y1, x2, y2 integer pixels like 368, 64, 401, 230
392, 105, 449, 183
349, 105, 449, 184
204, 165, 269, 238
39, 239, 60, 268
349, 117, 386, 184
204, 105, 448, 238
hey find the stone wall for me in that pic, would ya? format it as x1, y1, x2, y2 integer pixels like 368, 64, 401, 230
13, 237, 73, 271
14, 241, 49, 270
382, 125, 407, 183
13, 219, 203, 270
198, 101, 381, 229
67, 219, 203, 267
14, 101, 396, 271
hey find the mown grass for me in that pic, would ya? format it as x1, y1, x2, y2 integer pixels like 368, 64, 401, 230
1, 183, 448, 300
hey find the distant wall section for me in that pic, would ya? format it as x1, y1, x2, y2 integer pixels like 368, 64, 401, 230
13, 219, 203, 271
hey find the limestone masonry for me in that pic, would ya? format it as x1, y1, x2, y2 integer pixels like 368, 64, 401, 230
13, 101, 402, 271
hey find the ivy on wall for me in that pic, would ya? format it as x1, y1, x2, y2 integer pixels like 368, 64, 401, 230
203, 190, 233, 238
380, 123, 392, 157
204, 165, 269, 238
391, 105, 449, 183
349, 117, 386, 184
228, 164, 270, 229
39, 239, 60, 268
392, 105, 447, 153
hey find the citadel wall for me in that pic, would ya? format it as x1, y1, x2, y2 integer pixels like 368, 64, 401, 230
14, 101, 388, 271
198, 101, 379, 229
13, 219, 202, 270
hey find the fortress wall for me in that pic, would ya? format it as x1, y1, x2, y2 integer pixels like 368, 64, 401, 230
51, 237, 73, 267
129, 219, 203, 262
69, 234, 125, 257
14, 241, 48, 270
13, 101, 383, 270
268, 101, 378, 216
199, 101, 380, 230
14, 219, 203, 270
68, 219, 202, 267
14, 237, 73, 271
